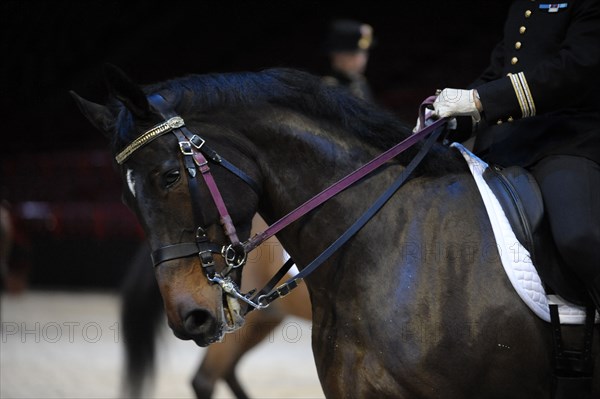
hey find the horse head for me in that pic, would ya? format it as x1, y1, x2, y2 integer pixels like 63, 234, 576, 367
71, 65, 261, 346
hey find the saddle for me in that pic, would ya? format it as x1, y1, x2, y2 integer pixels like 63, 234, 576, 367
483, 164, 590, 307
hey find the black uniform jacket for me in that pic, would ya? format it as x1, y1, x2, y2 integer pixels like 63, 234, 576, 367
470, 0, 600, 167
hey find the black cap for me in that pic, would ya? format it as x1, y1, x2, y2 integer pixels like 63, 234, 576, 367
324, 19, 374, 52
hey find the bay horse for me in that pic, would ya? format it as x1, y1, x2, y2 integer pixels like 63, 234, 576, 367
71, 65, 599, 398
120, 214, 312, 399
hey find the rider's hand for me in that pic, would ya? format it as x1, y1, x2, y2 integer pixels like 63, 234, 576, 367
432, 88, 482, 125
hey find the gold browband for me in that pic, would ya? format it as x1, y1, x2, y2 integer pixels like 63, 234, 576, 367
115, 116, 185, 164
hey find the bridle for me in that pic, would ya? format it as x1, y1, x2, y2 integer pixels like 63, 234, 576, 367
116, 92, 447, 314
117, 93, 262, 308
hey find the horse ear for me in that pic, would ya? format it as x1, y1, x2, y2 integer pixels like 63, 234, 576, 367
102, 63, 151, 119
70, 90, 115, 138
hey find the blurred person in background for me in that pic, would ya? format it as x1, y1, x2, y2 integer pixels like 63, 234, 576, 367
322, 18, 375, 102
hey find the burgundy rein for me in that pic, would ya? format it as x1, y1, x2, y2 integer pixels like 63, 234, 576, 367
245, 96, 440, 251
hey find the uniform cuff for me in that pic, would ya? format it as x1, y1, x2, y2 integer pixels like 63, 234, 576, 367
476, 74, 532, 125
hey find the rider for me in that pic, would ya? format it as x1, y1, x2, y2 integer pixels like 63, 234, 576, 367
427, 0, 600, 311
321, 18, 375, 102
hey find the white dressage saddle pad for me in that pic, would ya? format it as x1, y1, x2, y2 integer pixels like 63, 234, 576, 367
451, 143, 598, 324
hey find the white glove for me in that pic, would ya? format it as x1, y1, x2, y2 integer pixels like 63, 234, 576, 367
432, 88, 481, 123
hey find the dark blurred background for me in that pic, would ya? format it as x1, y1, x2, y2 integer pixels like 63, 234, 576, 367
0, 0, 508, 291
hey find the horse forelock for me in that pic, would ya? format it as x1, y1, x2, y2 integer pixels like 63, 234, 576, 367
108, 99, 148, 157
110, 68, 465, 176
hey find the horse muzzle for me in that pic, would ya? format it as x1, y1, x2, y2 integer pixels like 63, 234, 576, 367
167, 284, 246, 347
172, 307, 221, 347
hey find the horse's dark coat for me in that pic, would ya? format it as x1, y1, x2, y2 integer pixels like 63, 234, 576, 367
72, 66, 599, 398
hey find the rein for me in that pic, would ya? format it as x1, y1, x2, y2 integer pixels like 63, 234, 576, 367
118, 92, 445, 312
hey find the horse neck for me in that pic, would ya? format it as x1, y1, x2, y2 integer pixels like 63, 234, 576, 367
247, 114, 397, 267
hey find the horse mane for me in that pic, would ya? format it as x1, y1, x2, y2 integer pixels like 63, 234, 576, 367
112, 68, 465, 176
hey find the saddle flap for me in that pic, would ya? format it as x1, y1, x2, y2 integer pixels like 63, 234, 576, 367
483, 165, 544, 251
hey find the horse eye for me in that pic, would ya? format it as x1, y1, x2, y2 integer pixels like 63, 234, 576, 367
163, 169, 181, 188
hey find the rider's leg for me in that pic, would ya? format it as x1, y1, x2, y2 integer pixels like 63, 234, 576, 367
530, 155, 600, 310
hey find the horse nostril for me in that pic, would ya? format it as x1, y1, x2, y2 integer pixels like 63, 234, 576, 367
183, 309, 218, 338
